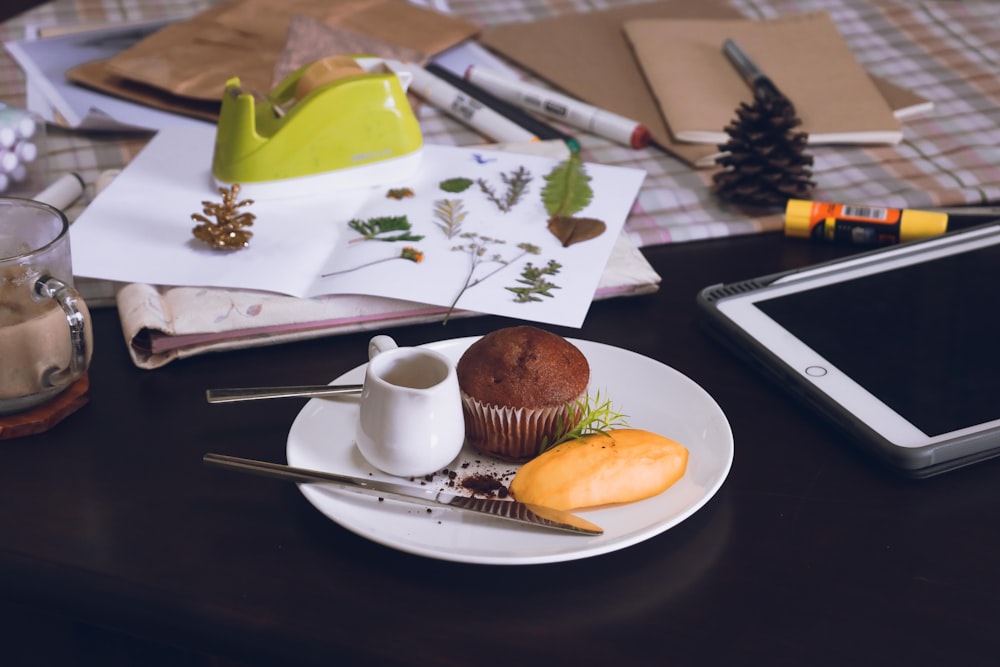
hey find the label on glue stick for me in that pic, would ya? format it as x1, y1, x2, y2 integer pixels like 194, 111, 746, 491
784, 199, 948, 246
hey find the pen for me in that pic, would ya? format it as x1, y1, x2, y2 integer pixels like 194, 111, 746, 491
464, 65, 651, 149
394, 62, 539, 144
424, 62, 580, 152
722, 38, 784, 101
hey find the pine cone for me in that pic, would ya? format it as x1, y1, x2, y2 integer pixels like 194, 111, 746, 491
713, 87, 815, 208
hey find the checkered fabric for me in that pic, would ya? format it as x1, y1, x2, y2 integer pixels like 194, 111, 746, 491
2, 0, 999, 246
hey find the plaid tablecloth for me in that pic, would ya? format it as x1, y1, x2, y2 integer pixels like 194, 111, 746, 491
2, 0, 999, 247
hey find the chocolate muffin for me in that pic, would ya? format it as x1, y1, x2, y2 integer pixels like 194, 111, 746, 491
456, 326, 590, 461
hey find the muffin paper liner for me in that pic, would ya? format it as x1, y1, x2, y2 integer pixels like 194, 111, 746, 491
461, 391, 584, 462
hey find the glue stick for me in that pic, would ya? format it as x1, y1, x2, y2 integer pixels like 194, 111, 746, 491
784, 199, 948, 246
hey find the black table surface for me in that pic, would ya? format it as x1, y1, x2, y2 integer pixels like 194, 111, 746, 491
2, 232, 998, 666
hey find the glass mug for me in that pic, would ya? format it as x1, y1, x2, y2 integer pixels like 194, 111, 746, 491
0, 198, 93, 415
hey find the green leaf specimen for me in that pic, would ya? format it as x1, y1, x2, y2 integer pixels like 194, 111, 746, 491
540, 153, 607, 247
348, 215, 424, 243
439, 177, 474, 193
541, 152, 593, 219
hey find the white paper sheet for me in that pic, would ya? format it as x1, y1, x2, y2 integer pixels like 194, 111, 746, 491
70, 125, 645, 327
4, 20, 212, 132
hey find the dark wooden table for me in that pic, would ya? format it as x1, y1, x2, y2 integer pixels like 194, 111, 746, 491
2, 232, 998, 666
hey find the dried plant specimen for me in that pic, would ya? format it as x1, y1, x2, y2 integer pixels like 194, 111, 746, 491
541, 153, 606, 247
506, 259, 562, 303
322, 246, 424, 278
191, 184, 256, 250
444, 234, 542, 322
477, 166, 532, 213
439, 177, 474, 193
348, 215, 424, 243
547, 216, 606, 247
386, 187, 415, 199
433, 199, 467, 239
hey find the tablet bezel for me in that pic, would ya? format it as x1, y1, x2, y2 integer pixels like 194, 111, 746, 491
700, 224, 1000, 475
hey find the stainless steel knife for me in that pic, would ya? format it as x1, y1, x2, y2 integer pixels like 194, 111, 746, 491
203, 453, 603, 536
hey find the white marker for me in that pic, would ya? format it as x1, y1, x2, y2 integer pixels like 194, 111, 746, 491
399, 62, 538, 144
33, 172, 85, 210
464, 65, 651, 149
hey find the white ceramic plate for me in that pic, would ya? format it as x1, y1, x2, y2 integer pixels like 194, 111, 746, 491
286, 337, 734, 565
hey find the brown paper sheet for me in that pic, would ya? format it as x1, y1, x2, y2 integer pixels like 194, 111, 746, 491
66, 0, 479, 118
624, 12, 902, 146
67, 60, 222, 123
478, 0, 927, 168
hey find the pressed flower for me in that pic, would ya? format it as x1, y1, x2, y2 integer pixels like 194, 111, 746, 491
401, 246, 424, 263
321, 247, 426, 278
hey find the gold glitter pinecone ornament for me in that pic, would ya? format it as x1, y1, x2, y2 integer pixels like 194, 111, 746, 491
191, 184, 255, 250
712, 87, 815, 208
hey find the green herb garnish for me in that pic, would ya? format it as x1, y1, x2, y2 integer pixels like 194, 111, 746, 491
539, 390, 629, 454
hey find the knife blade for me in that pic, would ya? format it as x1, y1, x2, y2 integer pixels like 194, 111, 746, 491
203, 453, 603, 536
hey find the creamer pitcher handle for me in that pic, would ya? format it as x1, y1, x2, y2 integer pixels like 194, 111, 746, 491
368, 335, 398, 360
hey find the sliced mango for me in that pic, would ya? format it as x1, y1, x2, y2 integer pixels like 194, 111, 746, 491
509, 429, 688, 511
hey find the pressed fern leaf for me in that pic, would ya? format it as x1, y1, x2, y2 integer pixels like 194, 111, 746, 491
433, 199, 467, 239
541, 152, 593, 219
348, 215, 423, 242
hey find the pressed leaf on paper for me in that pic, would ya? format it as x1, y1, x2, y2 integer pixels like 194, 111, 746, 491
541, 153, 606, 247
547, 216, 607, 247
541, 152, 593, 219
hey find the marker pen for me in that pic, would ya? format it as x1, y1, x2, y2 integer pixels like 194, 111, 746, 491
785, 199, 948, 246
464, 65, 651, 149
34, 172, 85, 210
424, 62, 580, 152
402, 63, 538, 144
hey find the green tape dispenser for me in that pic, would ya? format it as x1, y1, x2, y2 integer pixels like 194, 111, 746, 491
211, 55, 423, 199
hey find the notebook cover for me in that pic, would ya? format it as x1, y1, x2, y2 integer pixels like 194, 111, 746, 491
625, 12, 903, 145
480, 3, 925, 168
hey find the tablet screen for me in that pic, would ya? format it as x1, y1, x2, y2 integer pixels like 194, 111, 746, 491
754, 243, 1000, 437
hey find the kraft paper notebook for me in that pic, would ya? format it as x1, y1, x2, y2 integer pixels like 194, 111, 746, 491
479, 1, 928, 168
623, 12, 903, 146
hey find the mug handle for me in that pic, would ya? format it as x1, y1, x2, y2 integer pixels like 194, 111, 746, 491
368, 335, 398, 360
35, 275, 90, 388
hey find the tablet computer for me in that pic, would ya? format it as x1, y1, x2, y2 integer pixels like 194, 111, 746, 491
697, 223, 1000, 478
